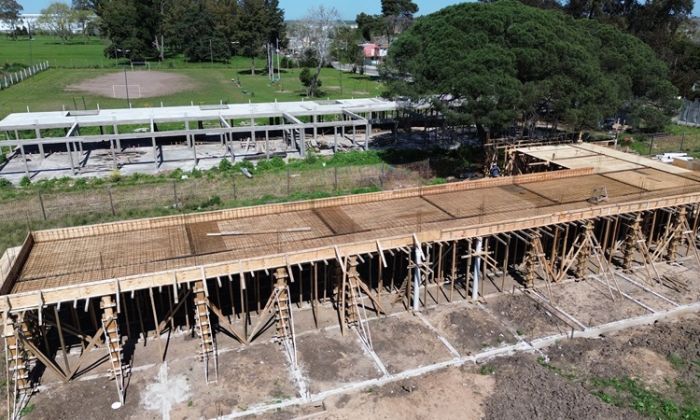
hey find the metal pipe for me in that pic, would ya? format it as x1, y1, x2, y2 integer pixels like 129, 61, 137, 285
413, 245, 422, 311
472, 237, 482, 302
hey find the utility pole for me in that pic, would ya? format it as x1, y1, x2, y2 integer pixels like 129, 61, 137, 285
123, 66, 130, 108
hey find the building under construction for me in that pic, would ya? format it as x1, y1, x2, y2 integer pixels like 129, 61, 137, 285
1, 142, 700, 418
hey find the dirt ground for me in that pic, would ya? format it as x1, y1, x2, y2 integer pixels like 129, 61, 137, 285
423, 304, 517, 355
66, 71, 199, 98
296, 328, 382, 393
369, 314, 454, 373
8, 260, 699, 420
485, 293, 569, 339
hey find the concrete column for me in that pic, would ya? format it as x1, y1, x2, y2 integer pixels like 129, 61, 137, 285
299, 128, 306, 157
19, 145, 30, 178
333, 126, 338, 153
152, 137, 158, 169
66, 142, 75, 174
472, 238, 482, 302
34, 127, 44, 160
192, 134, 198, 167
313, 114, 317, 140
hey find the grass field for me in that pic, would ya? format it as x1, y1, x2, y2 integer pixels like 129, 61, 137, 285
0, 36, 384, 118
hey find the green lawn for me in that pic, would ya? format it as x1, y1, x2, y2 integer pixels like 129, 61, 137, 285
0, 67, 383, 118
0, 35, 384, 118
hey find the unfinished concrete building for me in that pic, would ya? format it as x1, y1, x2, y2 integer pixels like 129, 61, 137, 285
0, 98, 422, 182
1, 143, 700, 418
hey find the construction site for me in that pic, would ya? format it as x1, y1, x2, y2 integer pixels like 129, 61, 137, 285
0, 98, 410, 184
1, 140, 700, 419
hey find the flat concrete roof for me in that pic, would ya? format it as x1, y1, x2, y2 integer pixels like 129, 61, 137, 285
0, 98, 399, 131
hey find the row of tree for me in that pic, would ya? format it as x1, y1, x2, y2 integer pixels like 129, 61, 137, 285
95, 0, 285, 66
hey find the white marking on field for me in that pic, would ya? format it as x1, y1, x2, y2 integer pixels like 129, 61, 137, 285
141, 362, 191, 420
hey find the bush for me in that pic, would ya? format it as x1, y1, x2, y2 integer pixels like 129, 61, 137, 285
0, 178, 12, 189
19, 176, 31, 188
218, 159, 233, 172
256, 157, 286, 172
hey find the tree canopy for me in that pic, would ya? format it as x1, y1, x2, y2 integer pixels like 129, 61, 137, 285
97, 0, 285, 63
383, 0, 678, 138
0, 0, 23, 39
481, 0, 699, 99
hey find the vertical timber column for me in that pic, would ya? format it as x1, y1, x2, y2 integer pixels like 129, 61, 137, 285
666, 207, 687, 262
623, 215, 642, 270
3, 314, 31, 419
523, 243, 537, 288
193, 278, 217, 383
100, 295, 126, 405
575, 223, 593, 279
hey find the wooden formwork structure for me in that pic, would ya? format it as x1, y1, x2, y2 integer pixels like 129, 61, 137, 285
1, 145, 700, 418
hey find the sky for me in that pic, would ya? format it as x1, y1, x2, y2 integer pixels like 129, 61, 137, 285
18, 0, 700, 18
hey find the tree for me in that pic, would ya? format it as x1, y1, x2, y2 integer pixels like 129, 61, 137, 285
332, 26, 363, 65
0, 0, 23, 40
38, 2, 75, 41
355, 12, 385, 41
72, 0, 96, 36
298, 6, 340, 97
381, 0, 418, 37
384, 0, 677, 140
510, 0, 698, 98
99, 0, 160, 60
236, 0, 269, 74
299, 67, 322, 97
177, 1, 231, 62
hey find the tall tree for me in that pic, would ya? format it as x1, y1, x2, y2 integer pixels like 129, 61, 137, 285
38, 2, 75, 41
0, 0, 23, 40
299, 6, 340, 97
384, 0, 677, 140
236, 0, 268, 74
99, 0, 160, 60
265, 0, 286, 47
381, 0, 418, 37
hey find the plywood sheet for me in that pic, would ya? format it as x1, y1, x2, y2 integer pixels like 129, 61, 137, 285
519, 174, 643, 203
603, 168, 698, 192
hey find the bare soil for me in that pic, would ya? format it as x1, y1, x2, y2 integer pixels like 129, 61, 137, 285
547, 313, 700, 401
482, 355, 643, 420
369, 314, 453, 373
66, 71, 198, 99
486, 293, 569, 338
296, 328, 382, 393
547, 280, 649, 327
424, 305, 516, 355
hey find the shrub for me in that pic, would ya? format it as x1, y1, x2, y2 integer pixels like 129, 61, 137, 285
19, 176, 31, 188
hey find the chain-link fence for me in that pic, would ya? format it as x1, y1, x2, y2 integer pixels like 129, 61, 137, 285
0, 163, 426, 226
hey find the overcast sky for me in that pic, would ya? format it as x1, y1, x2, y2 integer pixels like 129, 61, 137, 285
19, 0, 700, 18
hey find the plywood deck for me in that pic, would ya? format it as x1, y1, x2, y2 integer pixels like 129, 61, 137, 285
7, 144, 700, 296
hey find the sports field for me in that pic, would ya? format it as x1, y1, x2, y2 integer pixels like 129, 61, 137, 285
0, 36, 383, 118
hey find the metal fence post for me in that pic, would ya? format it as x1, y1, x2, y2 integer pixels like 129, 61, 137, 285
172, 181, 179, 209
233, 176, 237, 201
107, 188, 116, 216
287, 168, 291, 196
38, 193, 47, 221
334, 167, 338, 192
